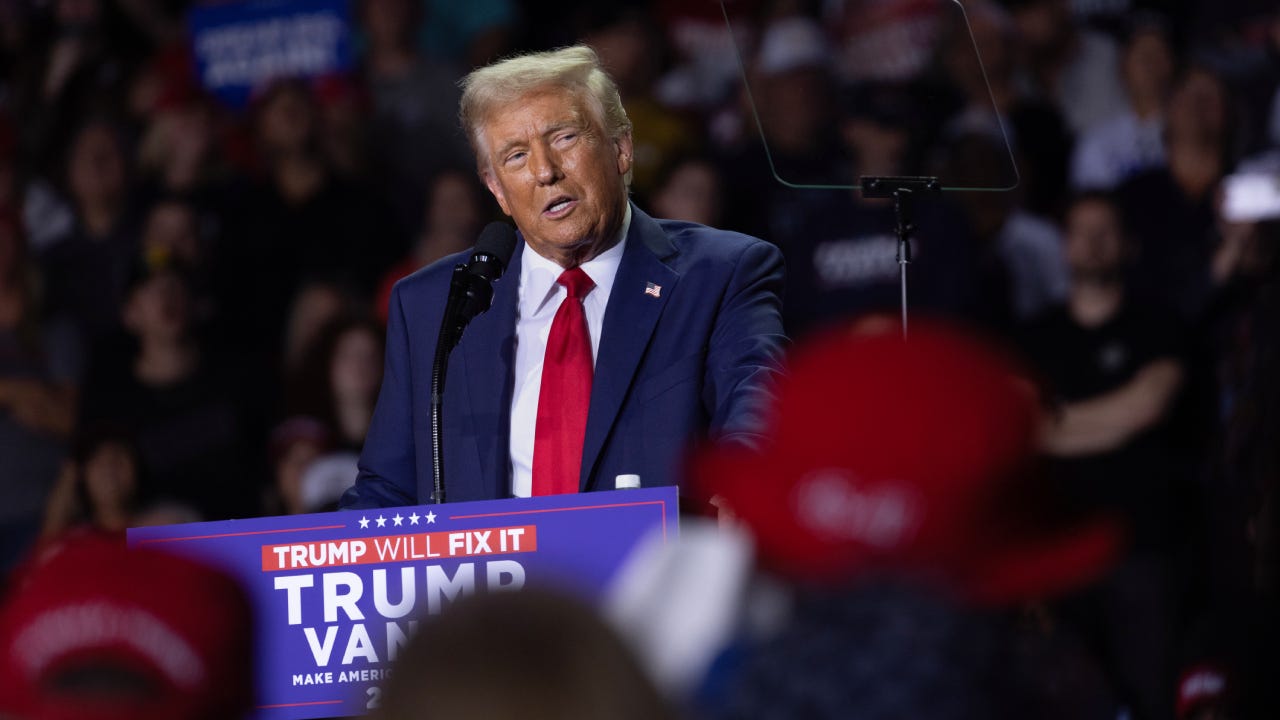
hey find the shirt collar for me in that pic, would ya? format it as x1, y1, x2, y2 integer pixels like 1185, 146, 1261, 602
519, 202, 631, 316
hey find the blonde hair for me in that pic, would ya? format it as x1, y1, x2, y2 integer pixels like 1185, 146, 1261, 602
459, 45, 633, 184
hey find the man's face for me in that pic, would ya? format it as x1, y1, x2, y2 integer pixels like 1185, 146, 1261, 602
124, 272, 190, 341
478, 87, 633, 267
1065, 199, 1125, 277
1123, 29, 1173, 100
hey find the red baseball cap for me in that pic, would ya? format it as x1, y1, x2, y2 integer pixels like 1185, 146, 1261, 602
0, 531, 255, 720
693, 321, 1121, 605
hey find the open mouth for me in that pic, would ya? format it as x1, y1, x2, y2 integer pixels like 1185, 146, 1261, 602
543, 195, 576, 217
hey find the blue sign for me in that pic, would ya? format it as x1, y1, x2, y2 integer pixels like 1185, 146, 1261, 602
127, 487, 679, 719
188, 0, 353, 110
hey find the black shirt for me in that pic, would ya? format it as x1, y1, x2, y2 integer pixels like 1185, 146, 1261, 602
1020, 301, 1187, 551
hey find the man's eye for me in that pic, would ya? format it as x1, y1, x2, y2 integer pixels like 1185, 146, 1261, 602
505, 151, 526, 165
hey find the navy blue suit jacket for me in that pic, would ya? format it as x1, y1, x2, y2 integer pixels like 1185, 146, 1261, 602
340, 205, 786, 507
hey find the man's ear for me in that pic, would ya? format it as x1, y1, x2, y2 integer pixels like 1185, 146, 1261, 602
615, 132, 634, 177
481, 169, 512, 217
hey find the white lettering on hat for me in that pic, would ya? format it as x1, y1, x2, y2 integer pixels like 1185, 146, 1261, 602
1180, 668, 1226, 702
813, 235, 900, 288
14, 601, 206, 688
792, 470, 918, 548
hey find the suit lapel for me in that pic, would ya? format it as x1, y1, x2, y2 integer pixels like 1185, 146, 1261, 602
461, 240, 523, 499
580, 206, 679, 490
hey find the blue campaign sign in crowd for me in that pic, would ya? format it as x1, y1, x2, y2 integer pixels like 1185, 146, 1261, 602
190, 0, 353, 110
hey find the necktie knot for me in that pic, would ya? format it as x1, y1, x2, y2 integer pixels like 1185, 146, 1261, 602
558, 267, 595, 300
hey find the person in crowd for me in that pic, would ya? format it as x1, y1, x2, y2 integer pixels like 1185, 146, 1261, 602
0, 532, 255, 720
718, 14, 846, 242
132, 55, 228, 202
126, 44, 196, 125
1200, 207, 1280, 592
648, 154, 725, 229
1021, 191, 1192, 720
1028, 192, 1187, 488
343, 45, 785, 507
359, 0, 472, 231
34, 117, 139, 343
136, 194, 222, 328
582, 7, 696, 201
1004, 0, 1128, 135
78, 257, 260, 521
280, 317, 385, 512
287, 316, 385, 453
40, 427, 153, 537
936, 0, 1073, 218
1071, 14, 1176, 190
313, 74, 374, 182
1231, 8, 1280, 157
377, 588, 677, 720
10, 0, 139, 174
936, 130, 1070, 330
375, 168, 487, 325
1118, 64, 1235, 323
131, 81, 239, 346
265, 415, 332, 516
1174, 206, 1280, 719
139, 195, 200, 269
279, 278, 362, 377
0, 210, 80, 572
219, 79, 401, 367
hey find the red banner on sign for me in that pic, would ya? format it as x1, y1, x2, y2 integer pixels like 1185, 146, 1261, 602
260, 526, 538, 571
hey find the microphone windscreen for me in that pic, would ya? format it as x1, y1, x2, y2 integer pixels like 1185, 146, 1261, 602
475, 222, 517, 268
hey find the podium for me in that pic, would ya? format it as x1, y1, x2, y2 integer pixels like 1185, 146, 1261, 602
127, 487, 679, 719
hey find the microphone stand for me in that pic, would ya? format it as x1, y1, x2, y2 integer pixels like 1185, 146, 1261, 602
429, 265, 484, 505
860, 176, 941, 339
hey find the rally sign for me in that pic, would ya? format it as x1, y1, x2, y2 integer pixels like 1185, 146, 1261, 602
188, 0, 353, 110
127, 487, 678, 719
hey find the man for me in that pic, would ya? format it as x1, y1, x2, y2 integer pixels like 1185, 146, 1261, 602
342, 46, 785, 507
1020, 191, 1189, 720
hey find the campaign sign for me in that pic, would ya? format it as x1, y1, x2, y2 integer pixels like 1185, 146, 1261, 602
127, 487, 678, 719
188, 0, 353, 110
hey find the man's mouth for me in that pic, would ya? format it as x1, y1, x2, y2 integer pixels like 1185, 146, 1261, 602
543, 195, 577, 217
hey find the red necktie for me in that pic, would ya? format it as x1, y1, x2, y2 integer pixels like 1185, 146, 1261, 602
532, 267, 595, 496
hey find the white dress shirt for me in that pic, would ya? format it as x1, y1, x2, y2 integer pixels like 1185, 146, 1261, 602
509, 205, 631, 497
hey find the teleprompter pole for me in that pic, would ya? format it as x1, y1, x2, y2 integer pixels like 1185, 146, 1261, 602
860, 176, 941, 339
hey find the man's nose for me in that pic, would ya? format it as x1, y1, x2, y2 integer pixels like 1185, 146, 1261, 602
530, 144, 562, 185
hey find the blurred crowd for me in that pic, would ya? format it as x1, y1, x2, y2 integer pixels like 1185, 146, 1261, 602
0, 0, 1279, 718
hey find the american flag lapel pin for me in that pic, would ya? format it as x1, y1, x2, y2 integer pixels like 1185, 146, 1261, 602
644, 282, 662, 298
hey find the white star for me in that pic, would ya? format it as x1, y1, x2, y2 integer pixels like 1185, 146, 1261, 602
409, 513, 420, 525
392, 513, 403, 527
425, 511, 437, 524
358, 516, 370, 529
376, 515, 387, 528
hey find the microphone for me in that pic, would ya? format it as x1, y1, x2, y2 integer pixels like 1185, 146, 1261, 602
443, 222, 517, 345
470, 221, 519, 277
